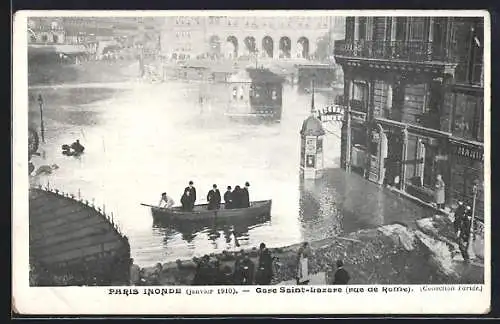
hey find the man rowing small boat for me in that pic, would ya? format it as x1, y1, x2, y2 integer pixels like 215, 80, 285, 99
159, 192, 175, 209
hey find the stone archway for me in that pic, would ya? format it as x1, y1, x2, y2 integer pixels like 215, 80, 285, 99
243, 36, 256, 55
226, 35, 238, 58
262, 36, 274, 58
297, 37, 310, 59
209, 35, 221, 58
279, 36, 291, 58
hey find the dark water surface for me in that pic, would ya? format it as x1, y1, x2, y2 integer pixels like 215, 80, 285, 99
29, 81, 430, 266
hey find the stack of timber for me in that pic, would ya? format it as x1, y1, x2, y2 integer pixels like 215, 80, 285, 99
29, 187, 131, 286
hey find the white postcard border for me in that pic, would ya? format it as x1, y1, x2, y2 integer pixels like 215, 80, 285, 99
13, 10, 491, 315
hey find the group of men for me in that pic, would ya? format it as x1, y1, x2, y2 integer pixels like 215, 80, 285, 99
158, 181, 251, 211
453, 201, 475, 263
192, 243, 274, 285
223, 182, 251, 210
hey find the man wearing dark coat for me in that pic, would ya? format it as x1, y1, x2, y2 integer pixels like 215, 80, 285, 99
234, 253, 254, 285
224, 186, 233, 209
184, 181, 197, 210
255, 243, 273, 285
453, 201, 466, 237
333, 260, 350, 284
241, 182, 251, 208
232, 185, 242, 209
180, 189, 192, 211
207, 184, 221, 210
458, 206, 472, 263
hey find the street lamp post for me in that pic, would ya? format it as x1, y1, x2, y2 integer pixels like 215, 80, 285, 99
37, 94, 45, 143
467, 183, 479, 259
255, 48, 259, 69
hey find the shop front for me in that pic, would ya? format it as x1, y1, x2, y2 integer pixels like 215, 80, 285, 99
448, 139, 484, 220
404, 134, 449, 205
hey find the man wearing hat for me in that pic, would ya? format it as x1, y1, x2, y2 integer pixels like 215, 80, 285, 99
224, 186, 233, 209
207, 184, 221, 210
453, 201, 466, 238
241, 182, 251, 208
457, 205, 472, 263
184, 181, 197, 210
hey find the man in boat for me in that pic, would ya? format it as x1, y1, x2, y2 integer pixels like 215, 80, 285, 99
184, 181, 197, 210
241, 182, 251, 208
224, 186, 233, 209
181, 189, 192, 211
207, 184, 221, 210
232, 185, 242, 209
158, 192, 175, 209
70, 139, 85, 153
255, 243, 273, 285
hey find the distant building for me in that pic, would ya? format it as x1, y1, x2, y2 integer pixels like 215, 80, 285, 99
160, 16, 346, 61
334, 16, 484, 215
28, 19, 66, 44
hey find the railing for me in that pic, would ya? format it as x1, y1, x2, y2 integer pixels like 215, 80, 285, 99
334, 40, 460, 63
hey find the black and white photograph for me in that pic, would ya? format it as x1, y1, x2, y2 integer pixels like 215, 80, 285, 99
13, 11, 490, 314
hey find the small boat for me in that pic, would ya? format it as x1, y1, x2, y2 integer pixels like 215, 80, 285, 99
61, 144, 85, 156
141, 199, 272, 221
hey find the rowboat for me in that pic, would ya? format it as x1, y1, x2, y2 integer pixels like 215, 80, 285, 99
141, 199, 272, 221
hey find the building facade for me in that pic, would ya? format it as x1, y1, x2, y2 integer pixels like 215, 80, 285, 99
160, 16, 345, 61
334, 16, 484, 216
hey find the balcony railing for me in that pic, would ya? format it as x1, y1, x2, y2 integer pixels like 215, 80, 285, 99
334, 40, 459, 63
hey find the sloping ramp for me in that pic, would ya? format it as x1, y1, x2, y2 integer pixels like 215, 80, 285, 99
29, 187, 130, 286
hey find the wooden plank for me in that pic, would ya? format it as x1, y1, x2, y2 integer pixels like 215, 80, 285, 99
42, 240, 126, 264
35, 231, 119, 258
31, 222, 110, 250
30, 203, 90, 226
34, 207, 99, 231
30, 215, 105, 242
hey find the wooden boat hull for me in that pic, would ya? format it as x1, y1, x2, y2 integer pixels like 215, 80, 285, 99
144, 199, 272, 221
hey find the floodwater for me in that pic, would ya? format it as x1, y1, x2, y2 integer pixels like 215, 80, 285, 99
28, 80, 432, 266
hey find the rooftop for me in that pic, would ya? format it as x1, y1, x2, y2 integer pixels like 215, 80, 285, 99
300, 113, 325, 136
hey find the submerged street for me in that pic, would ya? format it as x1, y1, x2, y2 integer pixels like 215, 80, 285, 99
29, 79, 434, 266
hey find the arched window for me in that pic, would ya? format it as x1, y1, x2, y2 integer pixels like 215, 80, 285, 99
239, 86, 244, 100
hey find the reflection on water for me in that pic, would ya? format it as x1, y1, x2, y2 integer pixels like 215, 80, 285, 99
153, 213, 272, 251
28, 80, 429, 267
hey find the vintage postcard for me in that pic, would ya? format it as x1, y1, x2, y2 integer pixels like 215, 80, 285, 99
13, 10, 490, 315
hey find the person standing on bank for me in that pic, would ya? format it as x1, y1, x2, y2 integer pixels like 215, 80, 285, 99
235, 253, 255, 285
241, 182, 251, 208
453, 201, 466, 237
457, 205, 472, 263
296, 242, 312, 285
207, 184, 221, 210
224, 186, 233, 209
184, 181, 197, 210
434, 174, 446, 210
332, 260, 350, 284
256, 243, 273, 285
129, 258, 141, 286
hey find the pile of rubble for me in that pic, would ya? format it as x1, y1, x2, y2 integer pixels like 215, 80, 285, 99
139, 215, 484, 286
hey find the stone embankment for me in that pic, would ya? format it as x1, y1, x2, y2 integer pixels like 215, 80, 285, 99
139, 214, 484, 286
